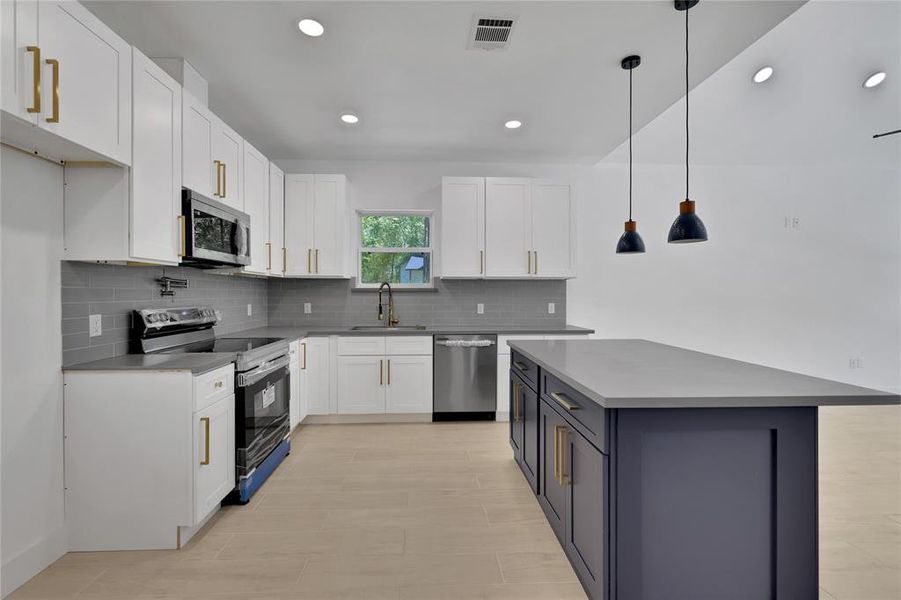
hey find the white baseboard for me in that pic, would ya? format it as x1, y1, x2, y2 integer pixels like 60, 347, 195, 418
1, 525, 67, 598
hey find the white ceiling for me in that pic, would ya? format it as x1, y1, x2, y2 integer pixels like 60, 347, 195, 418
85, 1, 804, 163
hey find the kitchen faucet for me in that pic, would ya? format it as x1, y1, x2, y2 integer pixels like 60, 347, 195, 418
377, 282, 399, 327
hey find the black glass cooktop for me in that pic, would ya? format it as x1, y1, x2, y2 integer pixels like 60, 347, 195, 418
160, 337, 284, 354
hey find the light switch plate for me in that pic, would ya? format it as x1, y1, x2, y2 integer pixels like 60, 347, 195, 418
247, 304, 252, 317
304, 303, 312, 314
477, 303, 484, 315
89, 314, 102, 338
548, 303, 556, 314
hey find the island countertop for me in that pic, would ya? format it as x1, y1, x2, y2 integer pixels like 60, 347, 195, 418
507, 338, 900, 409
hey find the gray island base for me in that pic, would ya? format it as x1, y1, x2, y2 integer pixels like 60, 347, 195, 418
506, 339, 900, 600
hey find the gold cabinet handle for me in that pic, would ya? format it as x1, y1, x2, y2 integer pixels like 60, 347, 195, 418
527, 250, 531, 274
301, 342, 307, 370
282, 247, 287, 273
550, 392, 580, 412
387, 359, 391, 385
554, 425, 569, 486
315, 249, 319, 273
533, 251, 538, 275
213, 160, 222, 197
45, 58, 59, 123
200, 417, 210, 465
26, 46, 41, 113
223, 163, 227, 197
511, 382, 518, 421
266, 242, 272, 270
379, 359, 384, 385
177, 215, 186, 257
307, 249, 311, 273
553, 425, 560, 482
479, 250, 484, 275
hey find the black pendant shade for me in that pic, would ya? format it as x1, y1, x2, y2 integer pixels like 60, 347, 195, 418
667, 0, 708, 244
616, 54, 646, 254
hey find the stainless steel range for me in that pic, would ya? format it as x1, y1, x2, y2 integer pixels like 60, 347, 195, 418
132, 306, 291, 504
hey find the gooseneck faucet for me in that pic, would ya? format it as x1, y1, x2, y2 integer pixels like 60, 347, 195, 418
377, 282, 399, 327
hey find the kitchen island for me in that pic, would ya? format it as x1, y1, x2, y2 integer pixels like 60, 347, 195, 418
506, 339, 899, 600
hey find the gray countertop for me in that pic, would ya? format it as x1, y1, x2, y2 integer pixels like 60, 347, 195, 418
63, 324, 593, 374
508, 339, 900, 409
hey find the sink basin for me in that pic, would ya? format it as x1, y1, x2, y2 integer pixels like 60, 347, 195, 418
350, 325, 427, 331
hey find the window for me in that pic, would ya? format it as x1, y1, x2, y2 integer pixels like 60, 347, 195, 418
357, 212, 433, 287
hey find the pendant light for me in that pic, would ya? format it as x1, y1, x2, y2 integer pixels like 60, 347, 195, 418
667, 0, 708, 244
616, 54, 646, 254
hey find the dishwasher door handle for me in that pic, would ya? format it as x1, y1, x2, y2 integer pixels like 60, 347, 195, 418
435, 339, 495, 348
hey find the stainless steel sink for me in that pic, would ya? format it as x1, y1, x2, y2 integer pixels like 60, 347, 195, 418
350, 325, 427, 331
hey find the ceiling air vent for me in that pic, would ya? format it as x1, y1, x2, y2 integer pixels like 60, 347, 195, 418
468, 16, 517, 51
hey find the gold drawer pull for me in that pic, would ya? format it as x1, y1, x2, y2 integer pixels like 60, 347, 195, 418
555, 425, 569, 486
513, 361, 529, 373
26, 46, 41, 113
200, 417, 210, 465
45, 58, 59, 123
550, 391, 579, 411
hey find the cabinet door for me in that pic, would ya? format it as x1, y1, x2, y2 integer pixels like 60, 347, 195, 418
441, 177, 484, 278
385, 355, 432, 413
312, 174, 346, 276
305, 337, 330, 415
211, 117, 243, 210
538, 400, 567, 542
485, 177, 530, 277
521, 380, 539, 493
563, 429, 606, 600
1, 0, 39, 123
242, 140, 269, 274
289, 360, 300, 431
284, 174, 314, 276
38, 0, 131, 165
182, 90, 214, 198
193, 394, 235, 523
531, 181, 574, 278
336, 355, 385, 414
509, 372, 524, 458
269, 164, 285, 276
130, 48, 181, 264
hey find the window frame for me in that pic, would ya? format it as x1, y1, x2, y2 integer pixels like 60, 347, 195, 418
355, 209, 435, 289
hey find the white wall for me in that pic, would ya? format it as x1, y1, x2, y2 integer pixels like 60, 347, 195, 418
568, 0, 901, 392
0, 148, 66, 596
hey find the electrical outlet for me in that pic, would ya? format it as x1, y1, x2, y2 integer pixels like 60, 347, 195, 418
89, 314, 102, 338
477, 303, 484, 315
247, 303, 252, 317
548, 302, 556, 314
784, 216, 801, 229
849, 357, 864, 369
304, 303, 312, 314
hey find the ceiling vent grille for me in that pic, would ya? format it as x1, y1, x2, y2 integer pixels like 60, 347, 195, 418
468, 16, 517, 51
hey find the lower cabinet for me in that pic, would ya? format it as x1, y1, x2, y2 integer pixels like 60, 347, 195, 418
305, 336, 330, 415
385, 355, 432, 413
336, 355, 386, 414
510, 370, 539, 493
288, 339, 306, 429
193, 394, 235, 520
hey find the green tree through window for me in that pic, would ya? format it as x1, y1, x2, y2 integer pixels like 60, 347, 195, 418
359, 214, 432, 286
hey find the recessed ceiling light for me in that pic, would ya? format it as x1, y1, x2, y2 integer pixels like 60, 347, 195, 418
504, 119, 522, 129
752, 66, 774, 83
863, 71, 886, 89
340, 113, 359, 125
297, 18, 324, 37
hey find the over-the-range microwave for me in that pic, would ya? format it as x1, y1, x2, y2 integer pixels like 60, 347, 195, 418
179, 188, 251, 268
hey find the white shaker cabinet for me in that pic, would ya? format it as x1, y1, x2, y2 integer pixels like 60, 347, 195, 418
305, 336, 331, 415
485, 177, 532, 278
530, 180, 575, 278
269, 164, 285, 276
242, 140, 269, 275
441, 176, 485, 278
336, 355, 386, 414
193, 394, 235, 520
385, 354, 433, 413
182, 90, 215, 198
284, 174, 348, 277
1, 0, 132, 165
212, 117, 243, 210
62, 47, 180, 265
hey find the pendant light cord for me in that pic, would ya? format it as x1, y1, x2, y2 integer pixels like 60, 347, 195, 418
685, 6, 690, 200
629, 66, 633, 221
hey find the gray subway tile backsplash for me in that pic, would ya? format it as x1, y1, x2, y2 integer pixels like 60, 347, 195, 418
61, 262, 566, 366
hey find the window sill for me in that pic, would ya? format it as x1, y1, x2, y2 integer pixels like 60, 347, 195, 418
350, 280, 438, 293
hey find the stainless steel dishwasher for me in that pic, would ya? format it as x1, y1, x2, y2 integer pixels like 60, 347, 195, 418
433, 334, 497, 420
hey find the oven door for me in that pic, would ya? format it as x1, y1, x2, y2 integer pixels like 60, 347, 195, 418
234, 356, 290, 477
182, 189, 251, 267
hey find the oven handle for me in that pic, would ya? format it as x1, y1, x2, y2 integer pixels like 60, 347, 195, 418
237, 355, 290, 387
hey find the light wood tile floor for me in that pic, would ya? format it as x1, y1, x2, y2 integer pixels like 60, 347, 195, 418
9, 410, 900, 600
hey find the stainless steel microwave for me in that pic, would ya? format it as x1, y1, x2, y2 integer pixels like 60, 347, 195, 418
180, 188, 251, 268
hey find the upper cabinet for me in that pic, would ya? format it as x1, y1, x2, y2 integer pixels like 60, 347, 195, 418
441, 177, 575, 279
181, 90, 243, 210
1, 0, 132, 165
242, 140, 269, 275
441, 177, 485, 278
284, 174, 348, 278
212, 118, 243, 210
269, 164, 285, 276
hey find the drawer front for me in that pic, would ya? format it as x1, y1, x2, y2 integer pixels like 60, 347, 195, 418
542, 373, 606, 454
337, 336, 387, 356
194, 364, 235, 412
385, 335, 432, 356
510, 351, 538, 389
